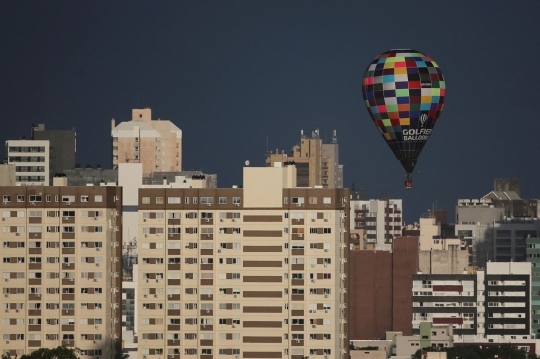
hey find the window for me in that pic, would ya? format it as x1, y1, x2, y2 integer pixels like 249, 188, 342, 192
291, 197, 304, 204
2, 195, 10, 203
233, 197, 241, 205
156, 197, 164, 204
168, 197, 181, 204
142, 197, 150, 204
80, 196, 89, 202
309, 197, 317, 204
17, 195, 25, 202
219, 197, 227, 204
323, 197, 331, 204
201, 197, 214, 205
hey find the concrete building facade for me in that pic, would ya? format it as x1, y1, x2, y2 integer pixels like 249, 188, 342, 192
136, 165, 350, 359
0, 185, 122, 358
526, 237, 540, 338
350, 199, 402, 251
349, 237, 419, 340
5, 140, 50, 186
0, 164, 16, 186
266, 130, 343, 189
31, 123, 76, 183
111, 108, 182, 176
412, 262, 532, 341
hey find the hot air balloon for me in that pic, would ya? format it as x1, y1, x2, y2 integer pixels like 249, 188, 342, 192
362, 49, 445, 188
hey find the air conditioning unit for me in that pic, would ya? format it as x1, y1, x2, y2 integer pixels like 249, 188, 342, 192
4, 309, 8, 313
4, 279, 8, 282
206, 204, 211, 207
143, 218, 147, 222
65, 310, 69, 313
296, 339, 300, 343
36, 294, 41, 297
169, 234, 173, 237
311, 279, 316, 283
66, 263, 71, 266
324, 219, 328, 222
96, 247, 101, 251
96, 263, 100, 267
66, 202, 71, 206
325, 309, 328, 313
324, 263, 327, 267
324, 294, 329, 298
16, 233, 20, 236
5, 341, 9, 344
233, 294, 237, 298
298, 234, 303, 237
95, 325, 99, 329
218, 249, 221, 253
94, 217, 98, 221
205, 219, 209, 222
220, 219, 224, 222
4, 294, 8, 297
154, 294, 158, 298
93, 279, 98, 282
232, 324, 237, 328
145, 234, 148, 238
15, 309, 19, 313
69, 278, 74, 282
311, 219, 315, 222
324, 249, 329, 252
232, 218, 236, 222
63, 217, 69, 220
234, 203, 239, 207
143, 294, 148, 298
312, 324, 317, 328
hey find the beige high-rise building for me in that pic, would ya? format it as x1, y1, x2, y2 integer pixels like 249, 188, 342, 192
137, 164, 350, 359
111, 108, 182, 176
266, 130, 343, 189
0, 185, 122, 359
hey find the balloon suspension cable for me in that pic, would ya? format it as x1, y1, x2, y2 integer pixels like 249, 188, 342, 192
404, 173, 413, 189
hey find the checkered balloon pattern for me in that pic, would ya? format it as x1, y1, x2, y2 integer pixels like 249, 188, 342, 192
362, 49, 445, 173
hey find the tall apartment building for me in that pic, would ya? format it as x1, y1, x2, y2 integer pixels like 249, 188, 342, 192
111, 108, 182, 176
266, 130, 343, 188
136, 164, 350, 359
31, 123, 76, 183
0, 185, 122, 358
526, 237, 540, 337
349, 199, 402, 251
412, 262, 532, 341
5, 140, 50, 186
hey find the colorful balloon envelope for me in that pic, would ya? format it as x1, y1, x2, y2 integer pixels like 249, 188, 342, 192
362, 49, 445, 188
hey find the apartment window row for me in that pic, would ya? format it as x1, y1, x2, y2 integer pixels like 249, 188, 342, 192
2, 195, 103, 203
284, 197, 333, 205
142, 197, 241, 205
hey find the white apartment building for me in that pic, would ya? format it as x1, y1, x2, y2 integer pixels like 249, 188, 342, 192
349, 199, 402, 251
5, 140, 50, 186
136, 164, 350, 359
413, 262, 532, 342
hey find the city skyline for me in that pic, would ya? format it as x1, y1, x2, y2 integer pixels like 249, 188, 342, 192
1, 2, 540, 224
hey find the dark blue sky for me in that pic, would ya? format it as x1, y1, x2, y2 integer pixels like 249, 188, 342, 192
1, 1, 539, 223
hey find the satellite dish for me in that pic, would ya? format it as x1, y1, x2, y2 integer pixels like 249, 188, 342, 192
245, 160, 250, 166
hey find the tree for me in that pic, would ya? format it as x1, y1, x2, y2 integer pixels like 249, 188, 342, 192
19, 346, 80, 359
